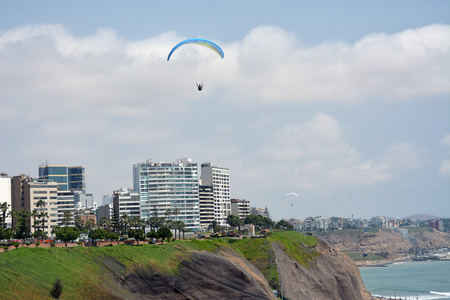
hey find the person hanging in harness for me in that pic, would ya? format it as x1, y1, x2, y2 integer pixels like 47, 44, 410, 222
196, 83, 203, 91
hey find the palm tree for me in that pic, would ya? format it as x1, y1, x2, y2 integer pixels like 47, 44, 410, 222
36, 199, 47, 236
165, 209, 172, 221
85, 218, 95, 232
179, 222, 186, 240
173, 208, 179, 221
39, 211, 49, 238
31, 209, 41, 241
121, 214, 129, 234
99, 216, 111, 231
0, 202, 9, 229
62, 211, 72, 227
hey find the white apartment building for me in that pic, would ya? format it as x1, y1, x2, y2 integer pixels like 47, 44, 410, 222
0, 173, 12, 228
57, 190, 75, 227
112, 188, 140, 219
133, 158, 200, 231
231, 199, 250, 219
200, 162, 230, 227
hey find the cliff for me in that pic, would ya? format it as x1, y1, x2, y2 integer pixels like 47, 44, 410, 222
317, 228, 450, 256
273, 240, 373, 300
0, 232, 374, 299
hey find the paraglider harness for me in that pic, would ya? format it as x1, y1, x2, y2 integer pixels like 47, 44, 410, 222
196, 83, 203, 91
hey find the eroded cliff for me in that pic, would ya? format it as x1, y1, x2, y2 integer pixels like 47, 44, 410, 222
317, 228, 450, 255
273, 240, 373, 300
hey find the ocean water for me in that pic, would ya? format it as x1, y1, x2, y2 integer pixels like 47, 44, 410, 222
359, 261, 450, 300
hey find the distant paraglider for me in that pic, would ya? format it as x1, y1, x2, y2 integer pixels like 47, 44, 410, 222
167, 38, 224, 91
285, 192, 299, 206
285, 192, 299, 197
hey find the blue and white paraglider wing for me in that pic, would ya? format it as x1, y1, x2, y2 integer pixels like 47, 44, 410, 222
167, 38, 224, 61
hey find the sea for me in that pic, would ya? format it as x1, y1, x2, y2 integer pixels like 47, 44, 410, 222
359, 260, 450, 300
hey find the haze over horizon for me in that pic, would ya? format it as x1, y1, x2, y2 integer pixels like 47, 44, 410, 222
1, 1, 449, 221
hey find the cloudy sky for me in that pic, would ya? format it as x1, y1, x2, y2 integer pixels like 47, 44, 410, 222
1, 1, 449, 221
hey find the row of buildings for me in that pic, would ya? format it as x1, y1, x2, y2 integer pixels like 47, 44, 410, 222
286, 215, 446, 232
0, 158, 265, 237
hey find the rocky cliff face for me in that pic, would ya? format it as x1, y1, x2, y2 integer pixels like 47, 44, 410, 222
101, 250, 277, 300
318, 228, 450, 255
273, 241, 373, 300
96, 241, 374, 300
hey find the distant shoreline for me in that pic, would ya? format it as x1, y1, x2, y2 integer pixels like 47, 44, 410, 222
358, 258, 450, 268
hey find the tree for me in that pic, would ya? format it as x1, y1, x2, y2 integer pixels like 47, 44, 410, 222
50, 278, 63, 299
173, 208, 179, 221
0, 227, 13, 241
127, 229, 145, 245
165, 209, 172, 220
84, 218, 96, 233
209, 220, 218, 233
106, 232, 119, 240
276, 219, 294, 230
53, 226, 80, 247
157, 227, 172, 244
227, 214, 244, 233
179, 222, 186, 240
12, 209, 32, 243
89, 228, 107, 240
74, 215, 85, 231
36, 199, 47, 235
62, 211, 72, 227
0, 202, 10, 229
120, 213, 129, 234
38, 211, 49, 239
99, 217, 111, 231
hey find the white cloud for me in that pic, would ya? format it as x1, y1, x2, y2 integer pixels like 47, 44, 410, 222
439, 133, 450, 147
381, 142, 427, 170
261, 113, 393, 188
439, 160, 450, 177
1, 23, 448, 120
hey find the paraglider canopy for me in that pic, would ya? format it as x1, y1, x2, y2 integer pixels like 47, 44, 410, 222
284, 192, 299, 197
167, 38, 224, 61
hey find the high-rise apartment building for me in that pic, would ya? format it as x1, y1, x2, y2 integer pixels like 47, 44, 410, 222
200, 162, 230, 227
199, 184, 214, 230
68, 166, 86, 193
133, 158, 200, 231
38, 165, 68, 191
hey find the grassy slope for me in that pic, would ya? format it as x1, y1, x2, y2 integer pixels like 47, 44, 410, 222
0, 231, 319, 299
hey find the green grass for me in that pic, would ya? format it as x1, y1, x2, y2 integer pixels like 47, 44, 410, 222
0, 244, 190, 299
227, 238, 279, 288
267, 231, 321, 267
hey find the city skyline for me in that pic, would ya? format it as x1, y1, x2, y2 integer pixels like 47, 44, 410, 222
1, 1, 449, 221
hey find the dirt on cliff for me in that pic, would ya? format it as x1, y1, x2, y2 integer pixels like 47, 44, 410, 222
273, 241, 373, 300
